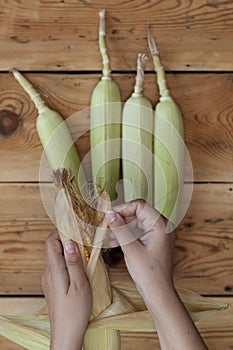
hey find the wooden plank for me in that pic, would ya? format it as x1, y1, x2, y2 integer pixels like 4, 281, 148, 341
0, 298, 46, 316
0, 73, 232, 182
0, 0, 232, 71
174, 183, 233, 294
0, 297, 232, 350
0, 339, 22, 350
0, 224, 50, 294
0, 183, 232, 295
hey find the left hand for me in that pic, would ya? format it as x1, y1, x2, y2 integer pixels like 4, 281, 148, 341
42, 231, 92, 350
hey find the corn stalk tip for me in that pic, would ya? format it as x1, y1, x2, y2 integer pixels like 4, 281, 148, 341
132, 52, 148, 97
219, 302, 229, 311
99, 9, 106, 18
147, 24, 159, 56
137, 53, 148, 67
11, 68, 20, 78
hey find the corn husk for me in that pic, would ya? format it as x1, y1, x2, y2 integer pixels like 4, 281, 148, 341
147, 26, 184, 227
90, 9, 121, 201
0, 315, 50, 350
122, 53, 153, 205
12, 69, 86, 193
0, 280, 228, 349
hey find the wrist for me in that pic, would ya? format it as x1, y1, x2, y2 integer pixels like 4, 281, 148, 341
140, 275, 177, 314
51, 329, 86, 350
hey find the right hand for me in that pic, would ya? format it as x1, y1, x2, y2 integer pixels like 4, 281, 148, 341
106, 199, 176, 302
106, 200, 209, 350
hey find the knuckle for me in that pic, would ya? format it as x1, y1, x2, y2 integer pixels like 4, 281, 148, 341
137, 198, 146, 206
131, 198, 145, 205
72, 275, 88, 293
66, 253, 79, 265
45, 230, 58, 245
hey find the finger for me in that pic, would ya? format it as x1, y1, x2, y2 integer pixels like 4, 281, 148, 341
45, 231, 66, 268
64, 240, 85, 288
44, 231, 69, 292
113, 199, 161, 232
106, 211, 142, 255
112, 199, 147, 218
109, 239, 119, 248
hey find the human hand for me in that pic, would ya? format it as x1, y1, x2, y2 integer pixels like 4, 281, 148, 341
42, 231, 92, 350
106, 201, 208, 350
106, 199, 176, 304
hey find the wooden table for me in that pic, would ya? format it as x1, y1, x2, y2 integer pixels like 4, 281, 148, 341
0, 0, 232, 348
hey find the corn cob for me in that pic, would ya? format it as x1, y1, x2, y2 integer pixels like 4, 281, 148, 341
90, 9, 121, 201
12, 69, 86, 193
122, 53, 153, 204
147, 26, 184, 226
12, 69, 90, 259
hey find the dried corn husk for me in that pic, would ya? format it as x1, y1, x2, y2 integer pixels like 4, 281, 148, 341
0, 284, 228, 349
0, 315, 50, 350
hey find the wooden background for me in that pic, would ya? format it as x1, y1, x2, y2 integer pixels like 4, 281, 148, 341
0, 0, 233, 348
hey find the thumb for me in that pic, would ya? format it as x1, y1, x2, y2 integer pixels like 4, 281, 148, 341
106, 211, 142, 255
64, 240, 84, 283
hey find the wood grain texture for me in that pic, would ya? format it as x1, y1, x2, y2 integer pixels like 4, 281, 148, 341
174, 183, 233, 294
0, 297, 232, 350
0, 0, 232, 71
0, 73, 232, 182
0, 183, 232, 295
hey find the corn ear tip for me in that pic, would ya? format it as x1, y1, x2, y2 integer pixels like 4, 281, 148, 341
219, 302, 229, 311
138, 53, 148, 65
99, 9, 106, 18
11, 68, 20, 78
147, 24, 159, 56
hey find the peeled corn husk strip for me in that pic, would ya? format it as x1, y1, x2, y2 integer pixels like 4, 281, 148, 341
0, 286, 228, 349
89, 310, 155, 332
0, 316, 50, 350
98, 288, 136, 319
84, 328, 120, 350
111, 280, 147, 311
54, 173, 112, 320
110, 280, 229, 323
1, 315, 49, 333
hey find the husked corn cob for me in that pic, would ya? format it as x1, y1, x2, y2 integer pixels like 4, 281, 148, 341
90, 9, 121, 201
122, 53, 153, 204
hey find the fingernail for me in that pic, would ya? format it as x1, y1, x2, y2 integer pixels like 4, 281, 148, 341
106, 210, 117, 224
65, 241, 77, 254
